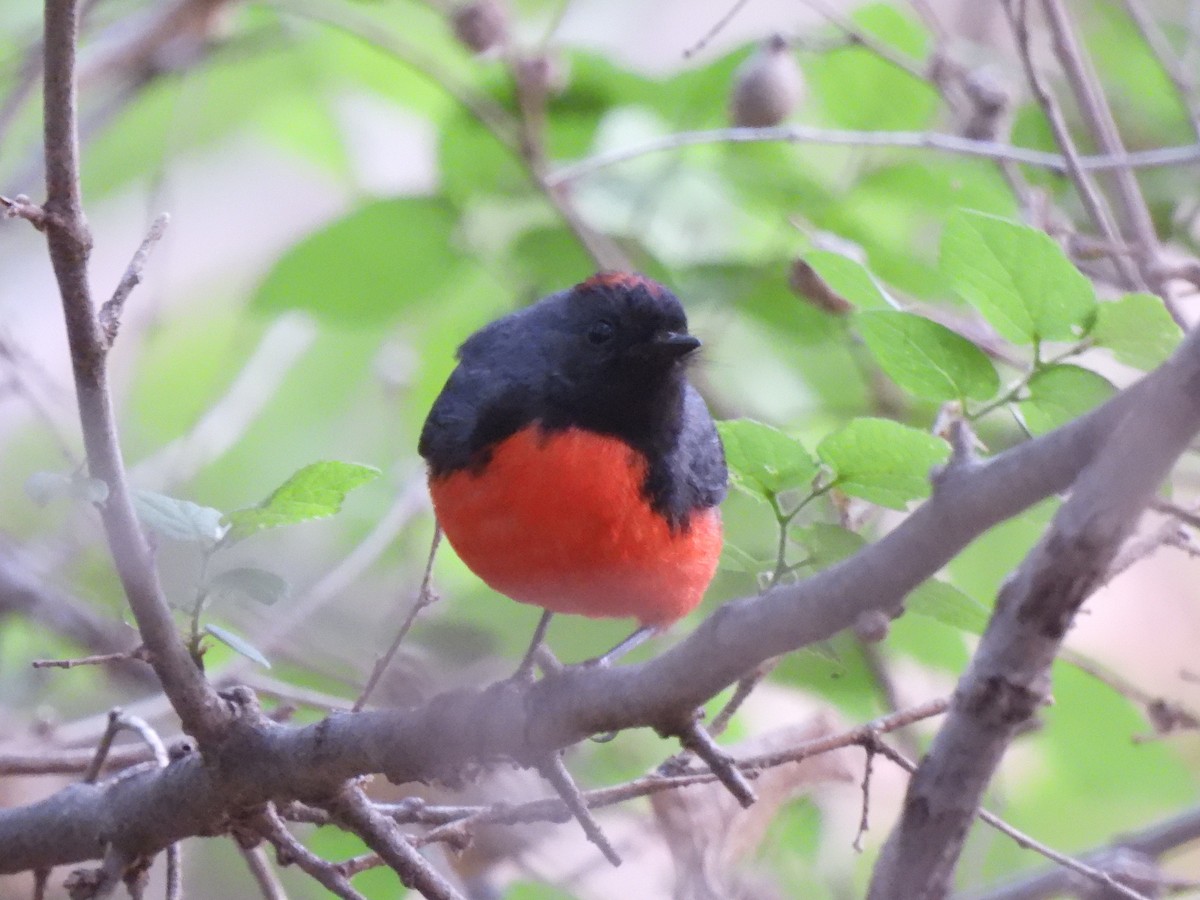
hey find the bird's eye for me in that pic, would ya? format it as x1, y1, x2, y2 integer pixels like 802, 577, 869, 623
587, 320, 615, 345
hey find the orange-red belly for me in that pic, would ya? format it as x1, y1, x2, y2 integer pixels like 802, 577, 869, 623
428, 426, 722, 625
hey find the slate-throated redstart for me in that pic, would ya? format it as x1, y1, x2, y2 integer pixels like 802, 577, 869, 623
419, 273, 727, 670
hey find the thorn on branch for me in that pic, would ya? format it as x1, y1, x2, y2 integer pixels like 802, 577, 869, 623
536, 751, 622, 866
672, 714, 758, 808
98, 213, 170, 348
0, 193, 47, 230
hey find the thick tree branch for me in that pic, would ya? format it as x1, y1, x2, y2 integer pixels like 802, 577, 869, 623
38, 0, 227, 745
3, 322, 1200, 874
867, 341, 1200, 893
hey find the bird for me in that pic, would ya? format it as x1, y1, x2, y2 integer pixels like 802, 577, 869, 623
418, 272, 727, 675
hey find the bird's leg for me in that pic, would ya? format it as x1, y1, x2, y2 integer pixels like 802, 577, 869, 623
586, 624, 657, 668
513, 609, 555, 682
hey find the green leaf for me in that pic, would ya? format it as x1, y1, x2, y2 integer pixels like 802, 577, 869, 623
716, 419, 819, 501
252, 198, 469, 326
133, 490, 225, 545
790, 523, 867, 569
204, 624, 271, 669
720, 543, 774, 575
940, 210, 1096, 343
223, 461, 380, 542
856, 310, 999, 401
817, 418, 949, 510
908, 579, 990, 635
207, 568, 289, 606
1092, 293, 1183, 371
1018, 365, 1116, 435
803, 251, 889, 309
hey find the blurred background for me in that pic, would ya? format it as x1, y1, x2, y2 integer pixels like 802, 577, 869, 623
3, 0, 1200, 896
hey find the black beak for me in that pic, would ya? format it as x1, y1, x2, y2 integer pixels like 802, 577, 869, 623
648, 330, 701, 359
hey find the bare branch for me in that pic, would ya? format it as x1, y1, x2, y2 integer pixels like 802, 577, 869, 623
0, 193, 47, 228
32, 646, 149, 671
353, 524, 442, 712
536, 752, 621, 866
97, 213, 170, 347
237, 844, 289, 900
256, 806, 366, 900
329, 786, 464, 900
39, 0, 228, 745
546, 125, 1200, 187
968, 804, 1200, 900
1002, 0, 1142, 290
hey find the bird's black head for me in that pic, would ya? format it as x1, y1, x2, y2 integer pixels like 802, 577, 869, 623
537, 273, 699, 435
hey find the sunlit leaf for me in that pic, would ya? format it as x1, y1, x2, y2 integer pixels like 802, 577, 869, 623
1092, 293, 1182, 371
717, 419, 819, 502
223, 461, 380, 542
1018, 365, 1115, 435
908, 579, 989, 634
940, 210, 1096, 343
856, 310, 999, 401
817, 418, 948, 510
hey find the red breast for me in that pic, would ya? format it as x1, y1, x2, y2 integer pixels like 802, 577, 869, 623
429, 425, 722, 626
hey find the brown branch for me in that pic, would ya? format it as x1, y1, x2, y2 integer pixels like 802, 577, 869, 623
329, 786, 463, 900
237, 844, 289, 900
98, 212, 170, 347
39, 0, 227, 745
868, 322, 1200, 894
1001, 0, 1142, 290
353, 524, 442, 712
968, 804, 1200, 900
32, 646, 149, 670
546, 127, 1200, 187
536, 752, 621, 866
256, 806, 366, 900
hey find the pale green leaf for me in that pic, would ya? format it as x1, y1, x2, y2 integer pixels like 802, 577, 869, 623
856, 310, 999, 401
940, 210, 1096, 343
717, 419, 819, 501
1092, 293, 1183, 371
817, 418, 949, 510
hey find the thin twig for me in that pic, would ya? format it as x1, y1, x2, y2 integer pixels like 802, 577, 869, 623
875, 743, 1151, 900
33, 867, 49, 900
40, 0, 227, 746
1121, 0, 1200, 139
238, 843, 289, 900
256, 806, 366, 900
683, 0, 754, 58
83, 709, 124, 784
353, 524, 442, 712
853, 735, 879, 853
98, 213, 170, 347
32, 646, 148, 670
537, 752, 622, 866
546, 124, 1200, 187
330, 786, 464, 900
673, 717, 757, 808
1002, 0, 1142, 291
709, 658, 780, 736
0, 193, 47, 229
